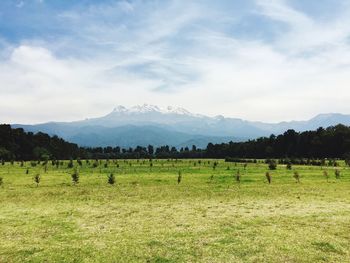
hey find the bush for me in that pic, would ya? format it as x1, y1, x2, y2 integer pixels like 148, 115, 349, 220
108, 173, 115, 185
335, 169, 341, 179
265, 172, 271, 184
34, 174, 41, 187
0, 177, 3, 187
225, 157, 256, 164
67, 159, 74, 169
293, 171, 300, 183
71, 169, 79, 185
177, 171, 182, 184
268, 160, 277, 170
235, 170, 241, 183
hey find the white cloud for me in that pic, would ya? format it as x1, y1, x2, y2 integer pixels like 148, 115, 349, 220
1, 0, 350, 123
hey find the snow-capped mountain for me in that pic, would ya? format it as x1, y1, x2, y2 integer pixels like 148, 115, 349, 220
12, 105, 350, 148
111, 104, 196, 116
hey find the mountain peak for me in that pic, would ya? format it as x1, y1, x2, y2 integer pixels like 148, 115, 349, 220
113, 105, 127, 112
165, 106, 192, 115
110, 104, 196, 116
130, 104, 161, 113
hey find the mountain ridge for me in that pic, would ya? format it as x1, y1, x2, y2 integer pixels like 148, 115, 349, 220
12, 104, 350, 148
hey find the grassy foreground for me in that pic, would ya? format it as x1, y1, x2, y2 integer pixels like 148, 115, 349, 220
0, 159, 349, 262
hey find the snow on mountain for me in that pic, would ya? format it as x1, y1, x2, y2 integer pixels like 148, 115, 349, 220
12, 105, 350, 147
111, 104, 199, 116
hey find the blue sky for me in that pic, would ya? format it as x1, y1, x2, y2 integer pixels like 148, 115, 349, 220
1, 0, 350, 123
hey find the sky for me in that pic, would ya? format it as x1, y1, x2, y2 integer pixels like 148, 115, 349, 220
1, 0, 350, 124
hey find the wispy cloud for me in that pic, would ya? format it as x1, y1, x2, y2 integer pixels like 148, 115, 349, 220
1, 0, 350, 123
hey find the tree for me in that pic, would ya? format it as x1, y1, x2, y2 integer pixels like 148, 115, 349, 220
177, 171, 182, 184
34, 174, 41, 187
268, 160, 277, 170
235, 170, 241, 183
335, 169, 341, 179
108, 173, 115, 185
67, 158, 74, 168
71, 168, 79, 185
147, 145, 154, 155
265, 172, 271, 184
0, 147, 11, 160
293, 171, 300, 183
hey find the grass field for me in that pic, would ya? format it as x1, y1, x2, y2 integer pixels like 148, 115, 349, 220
0, 159, 349, 262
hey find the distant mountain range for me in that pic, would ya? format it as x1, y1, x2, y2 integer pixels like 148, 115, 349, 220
12, 104, 350, 148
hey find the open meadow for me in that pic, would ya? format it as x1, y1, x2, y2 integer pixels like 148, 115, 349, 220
0, 159, 350, 262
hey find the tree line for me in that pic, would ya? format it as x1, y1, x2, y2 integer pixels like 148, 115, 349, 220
1, 124, 350, 161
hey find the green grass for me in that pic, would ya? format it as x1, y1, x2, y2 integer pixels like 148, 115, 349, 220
0, 159, 349, 262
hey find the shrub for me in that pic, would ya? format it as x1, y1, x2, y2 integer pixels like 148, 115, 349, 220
0, 177, 3, 187
345, 158, 350, 167
225, 158, 256, 164
71, 169, 79, 185
293, 171, 300, 183
265, 172, 271, 184
235, 170, 241, 183
335, 169, 341, 179
26, 168, 29, 174
286, 163, 292, 170
177, 171, 182, 184
108, 173, 115, 185
67, 159, 74, 168
268, 160, 277, 170
34, 174, 41, 187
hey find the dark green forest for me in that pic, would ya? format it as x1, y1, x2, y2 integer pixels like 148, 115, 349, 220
1, 124, 350, 161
